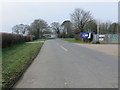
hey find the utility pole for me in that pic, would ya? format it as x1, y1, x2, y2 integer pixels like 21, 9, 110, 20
97, 20, 100, 35
97, 20, 100, 42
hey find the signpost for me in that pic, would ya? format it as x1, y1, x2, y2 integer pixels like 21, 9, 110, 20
99, 35, 105, 42
80, 33, 90, 38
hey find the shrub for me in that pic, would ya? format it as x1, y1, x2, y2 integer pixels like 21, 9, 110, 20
2, 33, 34, 48
74, 34, 83, 41
74, 34, 80, 40
92, 41, 100, 44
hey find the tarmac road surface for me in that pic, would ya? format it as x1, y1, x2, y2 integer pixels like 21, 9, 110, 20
14, 39, 118, 88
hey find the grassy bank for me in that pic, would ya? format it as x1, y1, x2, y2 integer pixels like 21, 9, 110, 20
62, 38, 92, 44
2, 39, 43, 88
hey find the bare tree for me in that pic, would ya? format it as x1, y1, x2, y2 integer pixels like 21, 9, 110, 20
29, 19, 48, 38
12, 24, 29, 35
61, 20, 74, 38
109, 22, 118, 34
84, 20, 97, 34
71, 8, 93, 34
99, 22, 111, 34
51, 22, 61, 37
12, 25, 19, 34
42, 26, 52, 34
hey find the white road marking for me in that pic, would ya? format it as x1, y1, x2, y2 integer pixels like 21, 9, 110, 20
60, 45, 68, 52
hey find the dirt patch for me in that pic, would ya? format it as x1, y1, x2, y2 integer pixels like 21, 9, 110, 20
75, 44, 118, 56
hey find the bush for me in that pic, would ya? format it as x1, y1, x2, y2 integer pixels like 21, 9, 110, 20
92, 41, 100, 44
74, 34, 80, 40
68, 34, 74, 38
74, 34, 83, 41
2, 33, 34, 48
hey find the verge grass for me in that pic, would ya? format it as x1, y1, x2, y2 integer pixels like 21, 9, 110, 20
2, 39, 43, 88
62, 38, 92, 44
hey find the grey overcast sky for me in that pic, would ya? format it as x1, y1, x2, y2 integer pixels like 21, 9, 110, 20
2, 2, 118, 33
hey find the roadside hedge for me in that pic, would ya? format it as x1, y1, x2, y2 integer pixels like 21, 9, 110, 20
2, 33, 34, 48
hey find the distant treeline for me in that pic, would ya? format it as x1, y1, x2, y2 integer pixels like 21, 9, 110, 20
11, 8, 118, 41
2, 33, 35, 48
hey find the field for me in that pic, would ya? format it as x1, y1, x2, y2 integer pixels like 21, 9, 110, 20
2, 39, 43, 88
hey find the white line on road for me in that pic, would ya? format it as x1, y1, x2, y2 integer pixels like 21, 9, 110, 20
60, 45, 68, 52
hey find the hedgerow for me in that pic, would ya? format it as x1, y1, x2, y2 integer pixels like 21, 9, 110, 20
2, 33, 34, 48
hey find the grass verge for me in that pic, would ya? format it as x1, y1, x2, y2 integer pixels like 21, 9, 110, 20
62, 38, 92, 44
41, 38, 56, 41
2, 39, 43, 89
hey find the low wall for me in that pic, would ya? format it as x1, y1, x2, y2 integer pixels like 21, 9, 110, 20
92, 34, 118, 44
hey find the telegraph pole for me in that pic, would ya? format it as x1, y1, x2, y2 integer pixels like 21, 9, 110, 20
97, 20, 100, 35
97, 20, 100, 42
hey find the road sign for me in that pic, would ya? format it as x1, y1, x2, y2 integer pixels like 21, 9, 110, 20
80, 33, 89, 38
99, 35, 105, 42
88, 33, 91, 39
